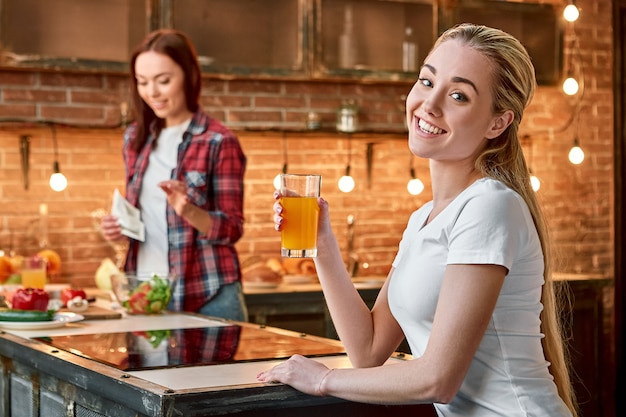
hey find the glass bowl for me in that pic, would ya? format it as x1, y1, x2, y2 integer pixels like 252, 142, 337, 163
110, 273, 179, 314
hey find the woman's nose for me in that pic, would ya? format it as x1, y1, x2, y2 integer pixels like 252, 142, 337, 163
421, 94, 442, 117
147, 82, 159, 97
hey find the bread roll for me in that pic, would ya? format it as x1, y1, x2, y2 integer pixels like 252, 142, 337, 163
266, 258, 286, 275
299, 259, 316, 275
242, 263, 282, 283
282, 258, 316, 276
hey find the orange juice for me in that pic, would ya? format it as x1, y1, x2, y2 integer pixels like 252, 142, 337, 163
21, 268, 47, 289
21, 256, 47, 289
281, 196, 319, 257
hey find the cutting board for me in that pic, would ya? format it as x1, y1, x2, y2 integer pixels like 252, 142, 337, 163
59, 305, 122, 320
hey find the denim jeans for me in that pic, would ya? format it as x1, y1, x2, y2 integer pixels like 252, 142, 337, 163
196, 281, 248, 322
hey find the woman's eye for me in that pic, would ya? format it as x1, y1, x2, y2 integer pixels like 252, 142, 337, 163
158, 78, 171, 86
418, 78, 432, 88
451, 92, 468, 102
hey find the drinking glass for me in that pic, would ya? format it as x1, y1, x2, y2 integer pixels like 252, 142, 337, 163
280, 174, 321, 258
21, 256, 47, 289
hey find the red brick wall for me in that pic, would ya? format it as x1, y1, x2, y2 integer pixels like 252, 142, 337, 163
0, 0, 614, 288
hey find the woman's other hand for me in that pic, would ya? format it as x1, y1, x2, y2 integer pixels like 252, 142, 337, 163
159, 180, 190, 217
100, 214, 124, 241
257, 354, 334, 397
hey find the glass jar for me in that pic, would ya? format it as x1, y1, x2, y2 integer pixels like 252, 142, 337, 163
336, 101, 358, 133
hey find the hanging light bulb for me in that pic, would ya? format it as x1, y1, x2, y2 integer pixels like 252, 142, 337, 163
338, 134, 354, 193
529, 170, 540, 192
563, 2, 580, 22
407, 167, 424, 195
407, 178, 424, 195
568, 137, 585, 165
338, 165, 355, 193
50, 161, 68, 192
48, 123, 67, 192
562, 75, 579, 96
562, 36, 582, 96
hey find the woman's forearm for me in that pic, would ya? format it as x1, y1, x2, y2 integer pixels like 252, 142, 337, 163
180, 202, 213, 234
314, 232, 392, 366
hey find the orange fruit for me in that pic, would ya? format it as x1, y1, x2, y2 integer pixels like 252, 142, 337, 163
0, 256, 12, 283
9, 255, 23, 273
37, 249, 62, 275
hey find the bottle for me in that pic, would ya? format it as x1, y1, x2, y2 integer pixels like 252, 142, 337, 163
338, 5, 357, 69
402, 27, 417, 72
306, 112, 321, 130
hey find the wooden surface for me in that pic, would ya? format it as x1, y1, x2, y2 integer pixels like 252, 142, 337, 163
59, 304, 122, 320
0, 312, 438, 416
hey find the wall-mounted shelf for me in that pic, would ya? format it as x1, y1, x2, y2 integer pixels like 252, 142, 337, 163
0, 0, 561, 85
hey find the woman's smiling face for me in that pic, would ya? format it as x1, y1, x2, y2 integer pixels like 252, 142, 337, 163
135, 50, 192, 127
406, 39, 509, 165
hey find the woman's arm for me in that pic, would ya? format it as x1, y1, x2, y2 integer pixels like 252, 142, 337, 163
258, 262, 506, 404
159, 133, 246, 242
159, 180, 212, 231
274, 195, 405, 366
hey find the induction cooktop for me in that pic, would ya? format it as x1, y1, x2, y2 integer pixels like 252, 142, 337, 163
35, 324, 346, 371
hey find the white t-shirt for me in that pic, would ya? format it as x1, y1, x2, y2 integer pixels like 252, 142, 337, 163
389, 178, 571, 417
137, 120, 190, 278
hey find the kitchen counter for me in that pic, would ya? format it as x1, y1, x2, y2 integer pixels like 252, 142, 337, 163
0, 299, 437, 417
243, 277, 387, 342
243, 273, 610, 295
244, 273, 614, 417
0, 273, 609, 417
242, 273, 611, 342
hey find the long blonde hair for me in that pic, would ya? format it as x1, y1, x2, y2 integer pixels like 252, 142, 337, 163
434, 24, 578, 416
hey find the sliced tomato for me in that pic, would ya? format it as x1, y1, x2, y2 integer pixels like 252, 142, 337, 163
128, 292, 149, 314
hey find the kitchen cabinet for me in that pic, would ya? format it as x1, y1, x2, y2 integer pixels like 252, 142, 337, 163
0, 0, 146, 72
563, 277, 615, 417
0, 0, 435, 81
438, 0, 563, 85
168, 0, 436, 81
244, 279, 384, 341
0, 0, 561, 85
244, 279, 408, 354
313, 0, 436, 80
167, 0, 308, 76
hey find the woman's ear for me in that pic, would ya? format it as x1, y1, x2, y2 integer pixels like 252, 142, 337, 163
486, 110, 515, 139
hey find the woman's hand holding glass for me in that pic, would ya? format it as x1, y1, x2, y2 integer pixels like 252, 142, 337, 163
272, 191, 331, 239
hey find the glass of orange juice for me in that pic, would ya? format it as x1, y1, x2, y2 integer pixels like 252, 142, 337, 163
21, 256, 47, 289
279, 174, 321, 258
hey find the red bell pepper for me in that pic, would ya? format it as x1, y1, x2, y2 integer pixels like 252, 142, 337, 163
61, 288, 87, 306
12, 288, 50, 311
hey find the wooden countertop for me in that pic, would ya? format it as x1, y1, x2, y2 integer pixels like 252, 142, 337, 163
243, 273, 612, 295
243, 276, 385, 294
0, 298, 408, 391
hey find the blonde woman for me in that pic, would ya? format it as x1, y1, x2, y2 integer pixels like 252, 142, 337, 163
261, 23, 578, 417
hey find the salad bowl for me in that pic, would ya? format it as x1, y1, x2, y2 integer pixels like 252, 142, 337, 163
110, 273, 179, 314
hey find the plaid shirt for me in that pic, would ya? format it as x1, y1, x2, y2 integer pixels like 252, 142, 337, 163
122, 111, 246, 312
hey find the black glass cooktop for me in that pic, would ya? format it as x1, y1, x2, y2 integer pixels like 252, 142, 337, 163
35, 325, 346, 371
